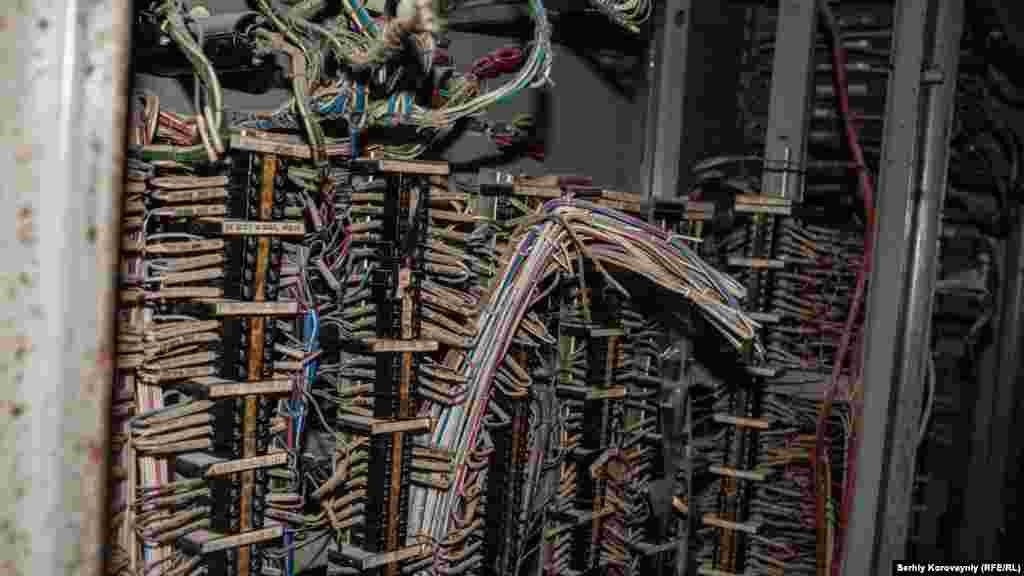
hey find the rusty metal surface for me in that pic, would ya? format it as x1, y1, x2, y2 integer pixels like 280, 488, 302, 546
0, 0, 132, 574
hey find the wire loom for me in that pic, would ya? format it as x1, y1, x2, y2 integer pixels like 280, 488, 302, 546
410, 198, 762, 551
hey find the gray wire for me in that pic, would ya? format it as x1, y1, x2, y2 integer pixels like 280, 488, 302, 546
918, 348, 935, 447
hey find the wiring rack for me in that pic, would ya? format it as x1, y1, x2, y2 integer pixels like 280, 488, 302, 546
327, 159, 445, 576
116, 94, 850, 576
117, 119, 767, 576
119, 139, 314, 576
110, 2, 822, 574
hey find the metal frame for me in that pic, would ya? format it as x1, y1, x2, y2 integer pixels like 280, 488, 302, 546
760, 0, 818, 201
641, 0, 692, 208
843, 0, 963, 573
0, 1, 132, 575
960, 202, 1024, 557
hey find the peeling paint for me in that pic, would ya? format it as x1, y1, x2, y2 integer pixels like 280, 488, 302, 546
0, 518, 31, 576
13, 335, 30, 362
14, 206, 34, 244
8, 402, 27, 418
1, 1, 133, 575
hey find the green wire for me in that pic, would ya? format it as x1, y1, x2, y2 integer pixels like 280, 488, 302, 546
159, 7, 224, 132
139, 144, 208, 164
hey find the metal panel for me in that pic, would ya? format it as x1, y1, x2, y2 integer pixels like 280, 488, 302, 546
0, 0, 132, 575
641, 0, 692, 207
843, 0, 963, 573
760, 0, 818, 201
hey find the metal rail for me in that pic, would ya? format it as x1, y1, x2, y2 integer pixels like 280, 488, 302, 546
843, 0, 963, 572
640, 0, 691, 211
760, 0, 818, 201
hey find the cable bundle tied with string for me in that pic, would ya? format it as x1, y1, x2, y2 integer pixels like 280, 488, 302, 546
224, 0, 541, 157
408, 0, 553, 128
587, 0, 651, 33
303, 0, 434, 71
130, 400, 216, 456
156, 1, 224, 134
408, 198, 761, 550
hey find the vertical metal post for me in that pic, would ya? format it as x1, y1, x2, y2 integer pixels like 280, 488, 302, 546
641, 0, 692, 212
843, 0, 962, 573
761, 0, 818, 201
0, 0, 132, 575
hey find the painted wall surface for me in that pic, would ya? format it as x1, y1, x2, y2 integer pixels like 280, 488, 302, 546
0, 1, 129, 575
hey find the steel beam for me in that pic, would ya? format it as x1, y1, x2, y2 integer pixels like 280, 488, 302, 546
641, 0, 692, 209
843, 0, 962, 573
761, 0, 818, 201
0, 1, 132, 575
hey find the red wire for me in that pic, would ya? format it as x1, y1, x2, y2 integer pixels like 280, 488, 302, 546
813, 11, 877, 575
471, 47, 524, 80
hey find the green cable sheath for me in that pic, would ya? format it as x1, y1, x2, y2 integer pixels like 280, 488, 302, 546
160, 7, 224, 132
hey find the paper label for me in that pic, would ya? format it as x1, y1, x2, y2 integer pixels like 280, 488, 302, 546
151, 175, 229, 190
146, 239, 225, 255
153, 187, 228, 204
370, 417, 432, 435
152, 205, 227, 218
202, 525, 284, 554
147, 287, 223, 300
221, 220, 306, 236
205, 451, 288, 477
205, 379, 293, 398
143, 365, 217, 383
213, 301, 300, 316
369, 339, 438, 353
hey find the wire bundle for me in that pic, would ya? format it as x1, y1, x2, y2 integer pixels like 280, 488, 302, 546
730, 219, 866, 374
408, 199, 760, 555
409, 0, 553, 127
746, 392, 849, 576
149, 0, 553, 161
586, 0, 651, 34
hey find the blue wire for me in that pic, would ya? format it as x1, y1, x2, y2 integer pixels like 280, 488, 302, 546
287, 310, 319, 576
334, 93, 349, 115
285, 530, 294, 576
